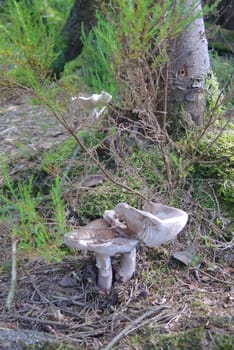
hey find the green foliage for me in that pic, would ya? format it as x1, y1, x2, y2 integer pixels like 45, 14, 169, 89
40, 0, 73, 28
42, 129, 106, 175
72, 140, 168, 221
213, 332, 234, 350
124, 144, 165, 187
1, 162, 48, 247
67, 0, 196, 100
50, 176, 66, 235
0, 161, 66, 260
64, 15, 119, 97
205, 72, 224, 112
127, 326, 234, 350
210, 51, 234, 106
0, 0, 232, 254
42, 137, 78, 174
194, 125, 234, 209
65, 0, 233, 214
0, 0, 72, 86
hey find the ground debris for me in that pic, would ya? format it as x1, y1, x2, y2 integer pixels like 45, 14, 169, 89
0, 246, 233, 349
0, 327, 59, 350
0, 97, 66, 163
0, 95, 233, 349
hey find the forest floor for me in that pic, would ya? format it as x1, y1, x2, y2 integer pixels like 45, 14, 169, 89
0, 92, 233, 350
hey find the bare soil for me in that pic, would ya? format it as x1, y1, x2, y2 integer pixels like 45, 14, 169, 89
0, 94, 233, 349
0, 92, 66, 165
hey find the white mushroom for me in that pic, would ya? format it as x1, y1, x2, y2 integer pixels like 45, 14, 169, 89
64, 219, 138, 291
143, 202, 188, 242
113, 202, 188, 247
71, 91, 112, 118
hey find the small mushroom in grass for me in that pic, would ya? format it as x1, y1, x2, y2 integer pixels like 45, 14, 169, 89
113, 202, 188, 247
71, 91, 112, 118
64, 219, 138, 291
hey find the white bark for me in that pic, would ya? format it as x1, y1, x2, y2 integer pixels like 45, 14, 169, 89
6, 238, 17, 310
168, 0, 210, 124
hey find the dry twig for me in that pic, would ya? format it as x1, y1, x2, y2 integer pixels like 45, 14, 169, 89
50, 106, 147, 200
5, 237, 17, 311
103, 305, 168, 350
12, 313, 69, 327
199, 270, 234, 286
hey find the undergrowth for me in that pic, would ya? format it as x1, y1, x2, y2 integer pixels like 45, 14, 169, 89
0, 0, 72, 86
0, 0, 233, 262
0, 161, 66, 261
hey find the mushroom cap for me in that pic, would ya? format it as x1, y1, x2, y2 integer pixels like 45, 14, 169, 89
143, 202, 188, 221
114, 203, 188, 247
77, 91, 112, 108
64, 218, 139, 256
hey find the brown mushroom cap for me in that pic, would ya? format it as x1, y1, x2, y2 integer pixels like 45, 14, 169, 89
64, 218, 138, 256
64, 218, 139, 291
64, 219, 115, 243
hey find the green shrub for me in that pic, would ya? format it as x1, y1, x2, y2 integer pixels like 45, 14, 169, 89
0, 161, 66, 260
0, 0, 72, 86
64, 13, 119, 97
42, 129, 106, 175
42, 137, 78, 174
65, 0, 197, 101
194, 124, 234, 210
210, 51, 234, 106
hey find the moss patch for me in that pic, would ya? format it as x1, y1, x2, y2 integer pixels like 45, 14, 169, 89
126, 324, 234, 350
75, 180, 141, 221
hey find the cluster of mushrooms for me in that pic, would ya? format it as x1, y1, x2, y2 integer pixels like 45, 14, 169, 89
64, 202, 188, 292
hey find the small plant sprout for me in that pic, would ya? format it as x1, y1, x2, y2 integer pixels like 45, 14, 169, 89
71, 90, 112, 118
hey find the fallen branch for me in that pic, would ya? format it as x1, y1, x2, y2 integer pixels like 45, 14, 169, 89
103, 305, 168, 350
12, 313, 69, 327
199, 270, 234, 286
5, 237, 17, 311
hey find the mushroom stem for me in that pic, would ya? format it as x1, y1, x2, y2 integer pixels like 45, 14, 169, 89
96, 254, 112, 291
119, 248, 136, 282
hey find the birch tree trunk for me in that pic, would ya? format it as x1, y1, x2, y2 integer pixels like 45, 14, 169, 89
52, 0, 211, 126
168, 0, 210, 125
